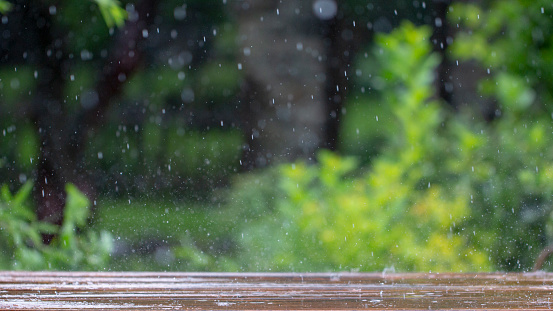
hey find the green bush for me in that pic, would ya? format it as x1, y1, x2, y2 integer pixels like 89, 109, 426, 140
221, 7, 553, 271
449, 0, 553, 115
223, 22, 491, 272
448, 0, 553, 270
222, 15, 553, 272
0, 182, 112, 270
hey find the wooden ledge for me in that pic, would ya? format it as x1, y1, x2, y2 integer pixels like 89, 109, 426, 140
1, 271, 553, 310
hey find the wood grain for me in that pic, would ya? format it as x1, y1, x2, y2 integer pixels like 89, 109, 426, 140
1, 272, 553, 310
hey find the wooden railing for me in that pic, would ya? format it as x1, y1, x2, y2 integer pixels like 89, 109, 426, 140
1, 271, 553, 310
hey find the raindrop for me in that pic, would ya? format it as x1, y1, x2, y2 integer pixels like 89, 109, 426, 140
70, 74, 74, 81
174, 6, 187, 20
243, 47, 251, 56
435, 17, 442, 27
80, 50, 93, 61
49, 6, 56, 15
80, 90, 99, 109
296, 42, 303, 51
178, 72, 185, 80
276, 8, 279, 15
541, 7, 545, 14
237, 63, 243, 70
181, 88, 194, 103
376, 115, 378, 121
10, 79, 19, 89
98, 152, 103, 159
312, 0, 337, 20
142, 29, 149, 38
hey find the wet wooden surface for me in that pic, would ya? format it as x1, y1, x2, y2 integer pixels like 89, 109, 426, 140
1, 272, 553, 310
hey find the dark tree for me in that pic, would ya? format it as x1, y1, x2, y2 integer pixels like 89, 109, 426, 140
1, 0, 157, 241
235, 0, 354, 168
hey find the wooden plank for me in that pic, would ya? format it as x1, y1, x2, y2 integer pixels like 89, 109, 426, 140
1, 271, 553, 310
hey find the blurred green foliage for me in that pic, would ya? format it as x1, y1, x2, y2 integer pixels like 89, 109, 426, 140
447, 0, 553, 270
449, 0, 553, 115
217, 13, 553, 272
0, 0, 242, 197
91, 16, 553, 272
221, 23, 491, 272
2, 0, 553, 273
0, 182, 112, 270
93, 0, 127, 28
91, 198, 238, 271
0, 0, 11, 14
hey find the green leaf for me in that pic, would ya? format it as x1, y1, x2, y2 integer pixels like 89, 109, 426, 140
93, 0, 127, 29
1, 182, 35, 221
12, 181, 33, 207
64, 183, 90, 228
0, 0, 12, 14
495, 72, 535, 112
14, 247, 45, 270
1, 184, 12, 202
35, 222, 60, 235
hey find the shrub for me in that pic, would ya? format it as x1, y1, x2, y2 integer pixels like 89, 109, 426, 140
224, 22, 491, 272
448, 0, 553, 270
0, 182, 112, 270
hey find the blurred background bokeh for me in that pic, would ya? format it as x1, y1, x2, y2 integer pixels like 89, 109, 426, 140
2, 0, 553, 272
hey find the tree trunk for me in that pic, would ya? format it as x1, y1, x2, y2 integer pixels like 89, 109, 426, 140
29, 0, 157, 242
236, 0, 332, 168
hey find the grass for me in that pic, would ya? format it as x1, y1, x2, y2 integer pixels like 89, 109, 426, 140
90, 197, 233, 271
